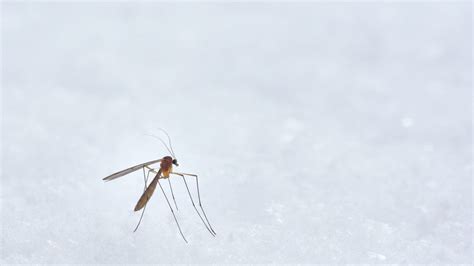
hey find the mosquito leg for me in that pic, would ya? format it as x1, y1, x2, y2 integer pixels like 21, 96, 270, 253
133, 167, 154, 232
194, 174, 216, 235
175, 172, 216, 235
145, 165, 158, 175
157, 179, 188, 243
167, 178, 179, 211
142, 166, 152, 190
171, 172, 215, 236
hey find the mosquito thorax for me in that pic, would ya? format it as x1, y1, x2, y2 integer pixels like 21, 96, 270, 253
160, 156, 172, 167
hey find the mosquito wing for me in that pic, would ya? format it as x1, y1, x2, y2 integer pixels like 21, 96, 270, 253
134, 170, 161, 211
103, 159, 162, 181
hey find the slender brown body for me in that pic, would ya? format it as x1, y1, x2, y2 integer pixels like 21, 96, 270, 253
133, 156, 174, 211
134, 169, 161, 211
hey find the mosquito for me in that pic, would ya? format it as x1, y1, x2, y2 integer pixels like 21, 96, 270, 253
102, 129, 216, 243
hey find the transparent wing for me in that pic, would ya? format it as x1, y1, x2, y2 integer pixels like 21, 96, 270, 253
134, 170, 161, 211
103, 159, 162, 181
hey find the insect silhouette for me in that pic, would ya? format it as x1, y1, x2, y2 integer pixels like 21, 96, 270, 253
102, 130, 216, 243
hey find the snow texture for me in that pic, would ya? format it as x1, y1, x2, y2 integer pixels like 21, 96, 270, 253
1, 2, 472, 264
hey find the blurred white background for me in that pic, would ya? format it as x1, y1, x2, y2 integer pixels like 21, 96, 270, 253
1, 2, 472, 263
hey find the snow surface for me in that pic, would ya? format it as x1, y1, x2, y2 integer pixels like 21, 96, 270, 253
1, 2, 472, 264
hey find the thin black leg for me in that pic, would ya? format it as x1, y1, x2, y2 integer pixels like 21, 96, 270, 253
133, 167, 153, 232
167, 178, 179, 211
193, 174, 216, 235
158, 179, 188, 243
179, 174, 215, 236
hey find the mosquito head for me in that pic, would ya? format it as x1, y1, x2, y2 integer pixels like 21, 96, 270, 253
172, 158, 179, 166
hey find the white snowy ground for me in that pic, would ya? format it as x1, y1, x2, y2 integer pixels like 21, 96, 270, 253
1, 2, 472, 264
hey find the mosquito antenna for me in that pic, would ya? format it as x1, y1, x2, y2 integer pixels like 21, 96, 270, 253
156, 128, 176, 158
144, 134, 173, 156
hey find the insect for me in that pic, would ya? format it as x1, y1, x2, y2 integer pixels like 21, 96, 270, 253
102, 130, 215, 243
